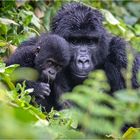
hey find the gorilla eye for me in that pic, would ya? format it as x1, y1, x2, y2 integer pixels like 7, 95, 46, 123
47, 60, 54, 66
72, 39, 78, 44
92, 37, 99, 44
56, 65, 61, 71
87, 37, 99, 45
87, 39, 94, 44
68, 37, 79, 44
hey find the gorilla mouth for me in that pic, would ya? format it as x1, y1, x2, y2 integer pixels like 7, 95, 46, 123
70, 69, 91, 78
72, 72, 88, 78
48, 75, 55, 82
70, 62, 92, 78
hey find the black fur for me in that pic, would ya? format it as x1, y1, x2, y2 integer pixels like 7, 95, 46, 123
6, 2, 140, 113
19, 36, 39, 47
6, 34, 70, 110
50, 2, 139, 110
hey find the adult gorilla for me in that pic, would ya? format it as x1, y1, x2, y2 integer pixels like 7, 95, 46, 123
52, 2, 110, 81
50, 2, 138, 110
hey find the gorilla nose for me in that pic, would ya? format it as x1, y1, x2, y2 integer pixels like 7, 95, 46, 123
77, 58, 90, 70
48, 70, 55, 75
78, 57, 89, 64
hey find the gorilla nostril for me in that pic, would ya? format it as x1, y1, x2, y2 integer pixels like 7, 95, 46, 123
48, 70, 55, 75
78, 59, 83, 63
78, 59, 89, 64
85, 59, 89, 63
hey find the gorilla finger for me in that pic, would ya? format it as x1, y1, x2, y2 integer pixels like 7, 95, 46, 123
39, 94, 45, 99
42, 90, 50, 96
40, 82, 50, 88
45, 83, 50, 87
43, 87, 51, 93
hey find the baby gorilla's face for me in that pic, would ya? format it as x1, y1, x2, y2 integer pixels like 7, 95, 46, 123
34, 34, 70, 84
40, 58, 62, 83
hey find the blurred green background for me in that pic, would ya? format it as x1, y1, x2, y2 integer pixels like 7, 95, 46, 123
0, 0, 140, 139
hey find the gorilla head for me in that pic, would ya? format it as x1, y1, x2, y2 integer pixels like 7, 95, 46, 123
51, 2, 109, 80
34, 34, 70, 83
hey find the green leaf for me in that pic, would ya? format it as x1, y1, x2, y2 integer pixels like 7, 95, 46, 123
31, 14, 41, 29
23, 95, 31, 103
0, 23, 8, 34
122, 127, 140, 139
13, 107, 38, 123
5, 64, 20, 74
117, 24, 126, 33
10, 67, 39, 82
0, 40, 7, 47
101, 9, 120, 25
115, 90, 140, 103
0, 48, 6, 54
126, 3, 140, 17
0, 63, 6, 73
0, 18, 18, 25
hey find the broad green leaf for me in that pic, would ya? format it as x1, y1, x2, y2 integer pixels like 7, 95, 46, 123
0, 40, 7, 47
101, 9, 120, 25
0, 63, 6, 73
117, 24, 126, 33
35, 119, 49, 127
122, 127, 140, 139
31, 14, 41, 29
0, 18, 18, 25
0, 23, 8, 34
13, 107, 38, 123
5, 64, 20, 74
0, 48, 6, 54
126, 3, 140, 17
115, 90, 140, 103
10, 67, 39, 82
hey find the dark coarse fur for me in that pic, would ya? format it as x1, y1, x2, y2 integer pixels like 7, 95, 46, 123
50, 2, 139, 110
6, 44, 38, 67
35, 34, 70, 71
132, 54, 140, 88
7, 33, 70, 70
19, 36, 39, 47
6, 34, 70, 111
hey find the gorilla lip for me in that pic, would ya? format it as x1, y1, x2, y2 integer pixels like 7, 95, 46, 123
72, 72, 88, 78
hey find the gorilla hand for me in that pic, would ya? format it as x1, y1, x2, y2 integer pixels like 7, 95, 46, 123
30, 82, 51, 99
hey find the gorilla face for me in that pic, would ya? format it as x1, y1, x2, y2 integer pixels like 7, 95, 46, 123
40, 58, 62, 82
69, 36, 99, 78
65, 25, 108, 79
34, 34, 70, 83
51, 2, 109, 79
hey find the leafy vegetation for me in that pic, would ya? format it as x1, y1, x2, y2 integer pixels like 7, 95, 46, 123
0, 0, 140, 139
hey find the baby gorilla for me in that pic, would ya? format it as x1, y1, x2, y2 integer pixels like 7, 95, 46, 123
35, 34, 70, 84
6, 34, 70, 101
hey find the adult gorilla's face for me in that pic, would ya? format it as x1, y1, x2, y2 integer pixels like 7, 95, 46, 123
51, 2, 109, 79
68, 35, 99, 78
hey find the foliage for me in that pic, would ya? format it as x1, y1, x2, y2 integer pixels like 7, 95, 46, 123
0, 63, 84, 139
63, 70, 140, 139
0, 0, 42, 60
0, 0, 140, 139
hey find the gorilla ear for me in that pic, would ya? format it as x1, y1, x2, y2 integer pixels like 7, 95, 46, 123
35, 46, 40, 56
